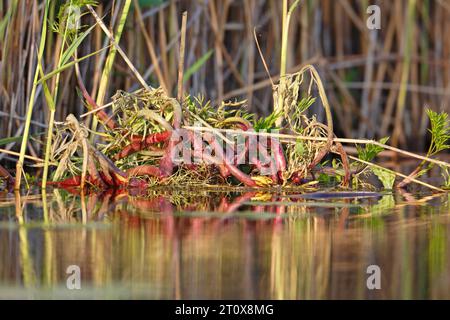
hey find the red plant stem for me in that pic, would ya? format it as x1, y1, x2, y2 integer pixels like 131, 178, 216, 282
115, 131, 172, 160
47, 175, 82, 187
98, 172, 114, 186
334, 142, 350, 187
126, 165, 164, 178
187, 131, 226, 176
0, 164, 14, 190
144, 131, 171, 144
88, 159, 107, 188
224, 121, 283, 184
158, 131, 179, 177
251, 135, 279, 183
199, 153, 230, 178
115, 141, 143, 160
189, 131, 253, 186
206, 135, 256, 187
75, 69, 117, 130
270, 138, 287, 177
90, 147, 127, 185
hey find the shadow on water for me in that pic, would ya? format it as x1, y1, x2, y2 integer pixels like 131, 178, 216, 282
0, 186, 449, 299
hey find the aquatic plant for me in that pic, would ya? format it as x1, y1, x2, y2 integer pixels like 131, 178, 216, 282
1, 1, 450, 195
397, 109, 450, 189
2, 0, 450, 156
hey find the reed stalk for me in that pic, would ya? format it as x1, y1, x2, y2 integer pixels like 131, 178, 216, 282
14, 0, 49, 190
177, 11, 187, 102
89, 0, 132, 138
276, 0, 300, 127
392, 0, 416, 147
41, 2, 71, 189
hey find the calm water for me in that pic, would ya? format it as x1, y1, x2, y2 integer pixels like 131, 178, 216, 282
0, 187, 449, 299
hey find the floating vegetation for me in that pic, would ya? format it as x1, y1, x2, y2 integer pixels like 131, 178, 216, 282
37, 67, 450, 194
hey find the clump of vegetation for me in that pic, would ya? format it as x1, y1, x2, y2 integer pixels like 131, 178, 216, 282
41, 71, 450, 194
397, 109, 450, 189
1, 1, 449, 195
0, 164, 14, 191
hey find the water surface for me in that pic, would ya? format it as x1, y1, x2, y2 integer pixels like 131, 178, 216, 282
0, 187, 449, 299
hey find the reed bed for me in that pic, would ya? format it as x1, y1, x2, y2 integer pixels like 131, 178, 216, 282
1, 0, 449, 153
0, 0, 449, 192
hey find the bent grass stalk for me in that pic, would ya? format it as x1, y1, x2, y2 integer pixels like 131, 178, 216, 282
89, 0, 132, 138
86, 5, 149, 89
15, 0, 49, 190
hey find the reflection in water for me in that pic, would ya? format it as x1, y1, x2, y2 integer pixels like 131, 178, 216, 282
0, 188, 449, 299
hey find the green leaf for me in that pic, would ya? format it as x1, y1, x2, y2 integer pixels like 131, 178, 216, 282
137, 0, 165, 7
357, 136, 389, 162
0, 136, 22, 146
37, 53, 56, 111
60, 23, 97, 66
372, 167, 396, 189
253, 110, 282, 131
318, 173, 331, 184
297, 96, 316, 114
37, 45, 110, 84
426, 109, 450, 155
183, 50, 214, 83
0, 132, 45, 147
440, 166, 450, 189
295, 139, 305, 157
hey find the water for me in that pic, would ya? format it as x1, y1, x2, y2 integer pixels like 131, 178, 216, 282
0, 187, 449, 299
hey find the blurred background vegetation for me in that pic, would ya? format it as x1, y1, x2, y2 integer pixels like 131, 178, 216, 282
0, 0, 449, 164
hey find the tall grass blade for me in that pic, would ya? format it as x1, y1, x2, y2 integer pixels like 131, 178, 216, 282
15, 0, 50, 190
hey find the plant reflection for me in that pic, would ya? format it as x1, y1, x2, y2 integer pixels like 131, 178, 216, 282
0, 188, 449, 299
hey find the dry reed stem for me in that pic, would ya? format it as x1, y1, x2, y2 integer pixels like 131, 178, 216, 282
133, 0, 169, 94
0, 148, 44, 163
87, 5, 150, 91
177, 11, 187, 102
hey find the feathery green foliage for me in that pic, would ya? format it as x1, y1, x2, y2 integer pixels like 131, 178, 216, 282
357, 137, 389, 162
426, 109, 450, 156
253, 111, 282, 131
52, 0, 97, 39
